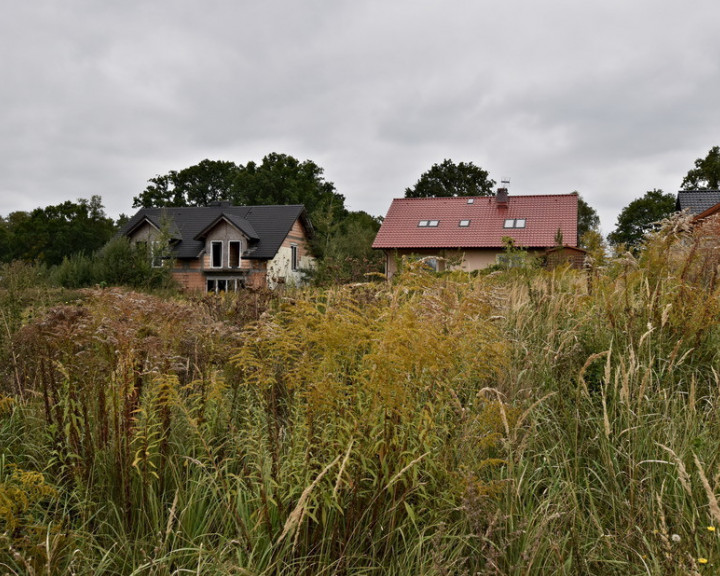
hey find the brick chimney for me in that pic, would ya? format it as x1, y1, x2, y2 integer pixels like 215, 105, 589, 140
496, 187, 509, 205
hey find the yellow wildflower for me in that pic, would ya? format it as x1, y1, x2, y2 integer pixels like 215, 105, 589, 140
698, 558, 708, 564
708, 526, 716, 532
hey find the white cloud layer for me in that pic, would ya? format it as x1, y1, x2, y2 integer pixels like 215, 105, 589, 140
2, 0, 720, 234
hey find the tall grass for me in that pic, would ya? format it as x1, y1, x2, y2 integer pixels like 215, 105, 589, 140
1, 215, 720, 574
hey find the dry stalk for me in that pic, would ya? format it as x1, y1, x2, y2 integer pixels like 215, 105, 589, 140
385, 452, 430, 491
333, 439, 354, 500
693, 453, 720, 526
577, 351, 610, 397
657, 443, 693, 498
277, 453, 342, 549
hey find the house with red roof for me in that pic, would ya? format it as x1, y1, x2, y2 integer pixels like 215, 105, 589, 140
372, 189, 580, 277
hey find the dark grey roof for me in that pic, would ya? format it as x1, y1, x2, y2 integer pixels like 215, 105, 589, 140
676, 190, 720, 214
119, 204, 311, 260
195, 213, 260, 242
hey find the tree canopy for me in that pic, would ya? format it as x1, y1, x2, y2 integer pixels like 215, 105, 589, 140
681, 146, 720, 190
133, 159, 241, 208
0, 196, 116, 267
607, 189, 676, 249
133, 154, 346, 218
405, 159, 495, 198
573, 192, 601, 242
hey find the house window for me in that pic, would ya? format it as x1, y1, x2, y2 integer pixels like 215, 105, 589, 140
211, 241, 223, 268
503, 219, 514, 228
291, 244, 299, 271
515, 219, 526, 228
504, 219, 527, 228
229, 241, 241, 268
459, 220, 470, 227
207, 277, 246, 293
496, 253, 526, 268
428, 220, 439, 227
151, 241, 164, 268
418, 220, 429, 227
467, 198, 474, 204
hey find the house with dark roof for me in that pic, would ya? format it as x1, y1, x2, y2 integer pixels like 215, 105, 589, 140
676, 190, 720, 215
119, 203, 314, 291
372, 189, 579, 277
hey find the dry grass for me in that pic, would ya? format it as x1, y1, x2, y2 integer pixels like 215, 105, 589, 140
1, 216, 720, 573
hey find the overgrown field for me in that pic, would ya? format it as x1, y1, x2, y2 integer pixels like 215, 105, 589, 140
1, 215, 720, 575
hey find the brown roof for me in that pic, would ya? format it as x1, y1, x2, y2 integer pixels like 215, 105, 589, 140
372, 194, 578, 249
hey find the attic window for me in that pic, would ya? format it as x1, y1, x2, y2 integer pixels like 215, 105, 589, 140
229, 241, 241, 268
428, 220, 439, 227
504, 219, 526, 229
211, 241, 223, 268
418, 220, 429, 227
467, 198, 474, 204
459, 220, 470, 227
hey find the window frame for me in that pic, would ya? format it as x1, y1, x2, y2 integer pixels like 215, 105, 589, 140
290, 244, 299, 271
211, 241, 223, 268
503, 218, 527, 229
207, 277, 246, 293
150, 241, 164, 268
228, 240, 241, 268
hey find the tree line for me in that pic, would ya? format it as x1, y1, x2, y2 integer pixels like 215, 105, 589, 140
1, 147, 719, 285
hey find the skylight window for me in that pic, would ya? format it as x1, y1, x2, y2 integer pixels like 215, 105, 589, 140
459, 220, 470, 227
428, 220, 439, 227
418, 220, 429, 227
504, 219, 527, 229
467, 198, 474, 204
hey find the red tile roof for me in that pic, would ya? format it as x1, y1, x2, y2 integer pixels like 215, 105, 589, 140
372, 194, 578, 249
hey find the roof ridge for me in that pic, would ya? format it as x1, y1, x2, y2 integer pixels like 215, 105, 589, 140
392, 193, 577, 201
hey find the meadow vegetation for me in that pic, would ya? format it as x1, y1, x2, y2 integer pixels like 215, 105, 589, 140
1, 214, 720, 574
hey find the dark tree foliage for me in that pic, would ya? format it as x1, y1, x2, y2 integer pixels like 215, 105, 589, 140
2, 196, 116, 267
134, 154, 346, 218
405, 159, 496, 198
572, 192, 601, 246
681, 146, 720, 190
232, 153, 346, 217
309, 211, 385, 285
133, 159, 241, 208
607, 189, 676, 249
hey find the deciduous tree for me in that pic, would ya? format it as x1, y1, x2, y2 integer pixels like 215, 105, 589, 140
681, 146, 720, 190
405, 159, 495, 198
573, 192, 601, 241
5, 196, 116, 266
607, 189, 676, 249
133, 159, 241, 208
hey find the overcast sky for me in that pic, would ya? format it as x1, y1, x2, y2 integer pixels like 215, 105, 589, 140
2, 1, 719, 234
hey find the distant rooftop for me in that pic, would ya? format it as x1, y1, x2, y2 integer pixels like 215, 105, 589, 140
676, 190, 720, 215
372, 193, 578, 250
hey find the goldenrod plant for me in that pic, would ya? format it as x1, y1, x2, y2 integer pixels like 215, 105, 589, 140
0, 215, 719, 573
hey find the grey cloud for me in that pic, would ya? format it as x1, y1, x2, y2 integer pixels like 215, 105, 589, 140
2, 0, 720, 233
